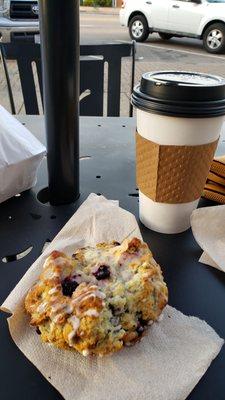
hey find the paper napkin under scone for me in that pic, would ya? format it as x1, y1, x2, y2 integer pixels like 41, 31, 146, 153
191, 204, 225, 272
203, 155, 225, 204
1, 194, 223, 400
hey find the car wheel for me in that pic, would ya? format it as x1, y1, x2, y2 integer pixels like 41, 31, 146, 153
203, 23, 225, 54
129, 15, 149, 42
159, 33, 173, 40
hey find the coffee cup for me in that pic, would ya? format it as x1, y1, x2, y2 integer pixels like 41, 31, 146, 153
132, 71, 225, 234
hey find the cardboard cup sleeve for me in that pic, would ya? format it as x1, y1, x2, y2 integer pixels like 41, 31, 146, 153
136, 131, 218, 204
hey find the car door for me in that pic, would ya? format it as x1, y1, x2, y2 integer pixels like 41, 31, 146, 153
168, 0, 206, 35
145, 0, 170, 30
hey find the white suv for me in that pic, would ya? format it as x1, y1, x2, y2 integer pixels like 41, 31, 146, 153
120, 0, 225, 54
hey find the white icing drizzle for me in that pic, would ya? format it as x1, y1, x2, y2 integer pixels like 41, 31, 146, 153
42, 258, 49, 269
51, 303, 67, 313
68, 316, 80, 346
95, 290, 106, 299
82, 349, 89, 357
50, 303, 73, 318
52, 313, 64, 323
72, 293, 94, 306
72, 286, 106, 308
37, 301, 48, 313
54, 257, 68, 266
83, 309, 99, 318
64, 304, 74, 314
43, 269, 59, 280
48, 287, 59, 295
113, 325, 122, 332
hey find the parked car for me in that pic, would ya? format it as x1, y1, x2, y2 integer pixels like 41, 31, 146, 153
120, 0, 225, 54
0, 0, 39, 42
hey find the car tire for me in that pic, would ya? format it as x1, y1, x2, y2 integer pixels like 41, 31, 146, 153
129, 15, 149, 42
159, 33, 173, 40
203, 23, 225, 54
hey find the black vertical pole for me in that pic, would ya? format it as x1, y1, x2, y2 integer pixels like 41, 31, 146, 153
39, 0, 79, 205
129, 40, 135, 118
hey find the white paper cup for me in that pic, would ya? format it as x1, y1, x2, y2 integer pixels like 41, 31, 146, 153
132, 71, 225, 234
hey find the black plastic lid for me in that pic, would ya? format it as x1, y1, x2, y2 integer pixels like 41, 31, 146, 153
131, 71, 225, 118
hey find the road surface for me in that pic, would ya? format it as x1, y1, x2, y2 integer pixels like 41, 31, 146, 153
80, 12, 225, 77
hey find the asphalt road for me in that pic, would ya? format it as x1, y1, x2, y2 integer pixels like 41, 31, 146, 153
80, 13, 225, 76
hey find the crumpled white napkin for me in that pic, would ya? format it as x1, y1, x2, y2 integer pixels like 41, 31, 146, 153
191, 205, 225, 272
1, 194, 224, 400
0, 105, 46, 203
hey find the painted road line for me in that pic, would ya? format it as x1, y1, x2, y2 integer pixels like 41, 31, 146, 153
116, 39, 225, 61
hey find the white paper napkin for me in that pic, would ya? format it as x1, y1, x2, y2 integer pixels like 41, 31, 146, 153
191, 205, 225, 272
1, 194, 223, 400
0, 105, 46, 203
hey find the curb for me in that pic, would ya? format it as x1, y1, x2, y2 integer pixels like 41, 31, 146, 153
80, 6, 120, 15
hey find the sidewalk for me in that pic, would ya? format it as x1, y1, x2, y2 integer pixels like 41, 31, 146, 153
80, 6, 120, 15
2, 57, 224, 116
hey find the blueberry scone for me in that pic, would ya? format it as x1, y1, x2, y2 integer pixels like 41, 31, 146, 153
25, 238, 168, 356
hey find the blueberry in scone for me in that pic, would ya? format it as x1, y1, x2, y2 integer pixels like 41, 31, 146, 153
25, 238, 168, 356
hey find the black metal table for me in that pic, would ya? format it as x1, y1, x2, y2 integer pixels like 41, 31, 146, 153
0, 116, 225, 400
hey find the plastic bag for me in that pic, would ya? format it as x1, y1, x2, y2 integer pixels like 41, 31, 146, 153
0, 106, 46, 203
